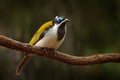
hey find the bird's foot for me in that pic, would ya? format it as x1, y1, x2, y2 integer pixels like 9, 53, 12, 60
42, 47, 55, 56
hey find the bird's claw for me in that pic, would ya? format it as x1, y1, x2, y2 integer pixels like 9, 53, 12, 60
42, 47, 55, 56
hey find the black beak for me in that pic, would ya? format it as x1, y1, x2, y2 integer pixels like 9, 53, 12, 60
64, 18, 70, 22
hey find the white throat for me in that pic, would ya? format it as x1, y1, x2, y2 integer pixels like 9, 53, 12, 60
35, 24, 65, 49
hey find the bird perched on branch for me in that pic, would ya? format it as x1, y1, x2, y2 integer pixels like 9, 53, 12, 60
16, 16, 69, 75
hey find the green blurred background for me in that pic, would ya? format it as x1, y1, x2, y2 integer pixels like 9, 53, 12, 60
0, 0, 120, 80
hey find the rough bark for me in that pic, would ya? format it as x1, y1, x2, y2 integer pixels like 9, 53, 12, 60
0, 35, 120, 65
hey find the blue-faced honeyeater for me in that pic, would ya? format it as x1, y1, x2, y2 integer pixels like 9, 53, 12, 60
16, 16, 69, 75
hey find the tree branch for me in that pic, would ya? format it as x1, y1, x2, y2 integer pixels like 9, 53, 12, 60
0, 35, 120, 65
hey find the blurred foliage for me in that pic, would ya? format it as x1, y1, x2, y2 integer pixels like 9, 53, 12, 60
0, 0, 120, 80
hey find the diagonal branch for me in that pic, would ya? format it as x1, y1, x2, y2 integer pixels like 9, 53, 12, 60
0, 35, 120, 65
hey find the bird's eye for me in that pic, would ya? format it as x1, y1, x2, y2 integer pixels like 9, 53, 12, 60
54, 16, 64, 24
56, 17, 63, 22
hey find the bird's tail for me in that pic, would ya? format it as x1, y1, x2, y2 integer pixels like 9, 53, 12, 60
16, 54, 32, 75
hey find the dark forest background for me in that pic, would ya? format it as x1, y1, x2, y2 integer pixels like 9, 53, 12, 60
0, 0, 120, 80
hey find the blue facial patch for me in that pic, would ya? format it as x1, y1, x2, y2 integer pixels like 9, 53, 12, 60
54, 16, 65, 24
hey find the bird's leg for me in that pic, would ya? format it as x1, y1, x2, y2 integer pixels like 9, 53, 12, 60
42, 47, 55, 56
48, 48, 56, 56
42, 47, 49, 54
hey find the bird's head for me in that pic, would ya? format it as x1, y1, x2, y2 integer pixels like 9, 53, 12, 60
53, 16, 69, 25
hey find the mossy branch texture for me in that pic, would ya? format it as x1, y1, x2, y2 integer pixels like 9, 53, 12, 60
0, 35, 120, 65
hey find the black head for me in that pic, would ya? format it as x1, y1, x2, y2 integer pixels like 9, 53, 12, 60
54, 16, 65, 24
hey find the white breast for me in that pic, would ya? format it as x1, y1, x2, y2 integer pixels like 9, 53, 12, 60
35, 24, 65, 49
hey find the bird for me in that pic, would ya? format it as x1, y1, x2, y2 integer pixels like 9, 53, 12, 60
16, 16, 69, 75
